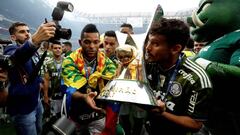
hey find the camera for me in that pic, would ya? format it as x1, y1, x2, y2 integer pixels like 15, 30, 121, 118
0, 54, 13, 70
49, 1, 74, 44
0, 39, 13, 69
0, 38, 12, 54
0, 39, 12, 45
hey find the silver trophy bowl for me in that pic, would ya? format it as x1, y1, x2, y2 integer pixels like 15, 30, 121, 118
97, 79, 158, 106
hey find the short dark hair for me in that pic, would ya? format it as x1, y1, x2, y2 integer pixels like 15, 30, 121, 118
120, 23, 133, 30
149, 18, 190, 50
62, 41, 72, 47
9, 22, 28, 35
104, 30, 117, 38
80, 24, 99, 39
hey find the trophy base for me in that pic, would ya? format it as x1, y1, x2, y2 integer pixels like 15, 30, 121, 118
97, 79, 158, 107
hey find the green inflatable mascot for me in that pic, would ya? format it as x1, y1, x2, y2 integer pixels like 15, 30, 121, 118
187, 0, 240, 134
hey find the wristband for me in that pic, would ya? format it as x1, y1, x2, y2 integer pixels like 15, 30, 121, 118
195, 58, 212, 69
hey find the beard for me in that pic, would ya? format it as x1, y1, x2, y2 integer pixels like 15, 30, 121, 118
15, 39, 26, 45
145, 52, 156, 63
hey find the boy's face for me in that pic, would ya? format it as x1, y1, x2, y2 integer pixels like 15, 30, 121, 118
103, 36, 118, 57
194, 41, 205, 53
52, 44, 63, 57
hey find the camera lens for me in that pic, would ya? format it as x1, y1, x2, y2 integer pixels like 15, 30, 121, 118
59, 28, 72, 40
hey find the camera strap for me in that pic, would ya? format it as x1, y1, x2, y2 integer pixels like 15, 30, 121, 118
27, 50, 47, 83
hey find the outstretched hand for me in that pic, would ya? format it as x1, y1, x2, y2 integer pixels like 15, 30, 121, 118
84, 91, 106, 114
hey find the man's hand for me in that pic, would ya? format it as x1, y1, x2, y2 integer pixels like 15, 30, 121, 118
31, 22, 56, 47
0, 68, 8, 82
151, 99, 166, 116
83, 91, 106, 114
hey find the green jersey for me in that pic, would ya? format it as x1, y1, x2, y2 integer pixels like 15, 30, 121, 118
197, 30, 240, 110
39, 50, 53, 77
148, 55, 212, 135
43, 56, 63, 97
198, 30, 240, 66
195, 30, 240, 133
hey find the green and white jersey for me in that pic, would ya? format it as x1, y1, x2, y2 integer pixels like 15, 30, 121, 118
195, 31, 240, 133
198, 30, 240, 66
149, 55, 213, 135
43, 56, 63, 97
166, 57, 211, 117
39, 50, 53, 77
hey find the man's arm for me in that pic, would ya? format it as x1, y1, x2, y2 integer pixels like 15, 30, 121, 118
152, 100, 203, 132
161, 112, 202, 131
195, 58, 240, 79
72, 90, 105, 113
42, 72, 50, 105
4, 22, 56, 63
195, 47, 240, 79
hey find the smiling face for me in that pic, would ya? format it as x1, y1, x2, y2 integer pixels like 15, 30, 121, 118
194, 41, 206, 54
52, 43, 63, 58
187, 0, 240, 42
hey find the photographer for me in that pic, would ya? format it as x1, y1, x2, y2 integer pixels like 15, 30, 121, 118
4, 21, 56, 135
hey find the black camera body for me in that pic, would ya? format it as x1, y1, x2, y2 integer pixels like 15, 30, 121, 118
0, 54, 12, 70
0, 39, 12, 45
49, 1, 74, 44
0, 39, 13, 69
0, 39, 12, 54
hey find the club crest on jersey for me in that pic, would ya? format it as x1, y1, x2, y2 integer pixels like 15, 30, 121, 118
169, 82, 182, 97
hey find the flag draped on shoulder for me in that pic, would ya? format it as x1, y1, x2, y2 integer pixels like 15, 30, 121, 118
61, 47, 116, 91
61, 47, 123, 135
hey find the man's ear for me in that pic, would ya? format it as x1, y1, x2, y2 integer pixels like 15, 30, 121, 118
10, 35, 16, 41
78, 39, 81, 46
171, 44, 182, 55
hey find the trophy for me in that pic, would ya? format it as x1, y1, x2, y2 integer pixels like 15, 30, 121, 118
97, 4, 164, 107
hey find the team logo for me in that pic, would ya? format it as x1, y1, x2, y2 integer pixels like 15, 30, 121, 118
169, 82, 182, 97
